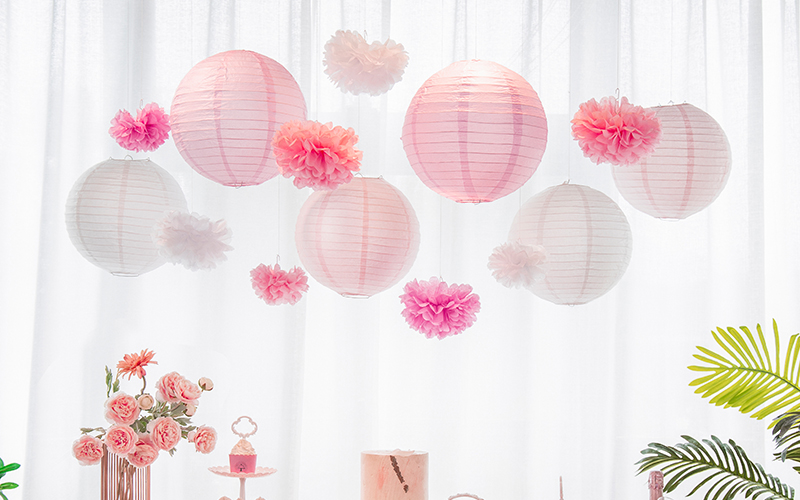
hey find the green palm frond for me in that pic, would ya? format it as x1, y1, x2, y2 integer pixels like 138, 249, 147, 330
637, 435, 794, 500
689, 320, 800, 424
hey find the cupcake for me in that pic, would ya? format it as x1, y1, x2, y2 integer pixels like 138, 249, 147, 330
229, 437, 257, 473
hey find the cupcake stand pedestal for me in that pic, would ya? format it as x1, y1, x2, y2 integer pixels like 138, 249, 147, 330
209, 466, 276, 500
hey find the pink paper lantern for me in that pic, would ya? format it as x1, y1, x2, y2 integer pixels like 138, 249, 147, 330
509, 183, 632, 305
610, 103, 731, 219
402, 59, 548, 203
295, 177, 420, 298
170, 50, 307, 187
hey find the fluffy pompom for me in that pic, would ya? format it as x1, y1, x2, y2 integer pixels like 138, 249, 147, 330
272, 120, 362, 190
487, 242, 548, 289
152, 211, 233, 271
400, 277, 481, 339
571, 96, 661, 166
109, 102, 171, 152
251, 263, 309, 305
323, 30, 409, 96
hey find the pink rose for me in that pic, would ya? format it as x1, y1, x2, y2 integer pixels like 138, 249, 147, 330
73, 434, 104, 465
137, 393, 154, 410
184, 403, 197, 417
104, 425, 137, 456
146, 416, 181, 451
104, 392, 140, 425
155, 371, 185, 403
126, 439, 158, 468
176, 378, 202, 405
187, 425, 217, 454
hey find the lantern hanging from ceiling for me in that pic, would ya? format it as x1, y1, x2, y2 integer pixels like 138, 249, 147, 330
65, 158, 188, 277
509, 183, 632, 305
295, 177, 420, 298
610, 103, 731, 219
402, 59, 548, 203
170, 49, 307, 187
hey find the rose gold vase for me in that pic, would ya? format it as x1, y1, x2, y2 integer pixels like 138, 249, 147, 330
101, 446, 150, 500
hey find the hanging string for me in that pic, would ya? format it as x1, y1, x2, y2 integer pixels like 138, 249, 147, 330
669, 0, 674, 102
439, 196, 443, 279
277, 178, 282, 261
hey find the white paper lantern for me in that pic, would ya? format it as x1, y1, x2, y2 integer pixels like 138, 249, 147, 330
611, 103, 731, 219
509, 183, 632, 305
65, 158, 188, 276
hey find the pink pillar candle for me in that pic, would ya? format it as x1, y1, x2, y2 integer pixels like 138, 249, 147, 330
361, 450, 428, 500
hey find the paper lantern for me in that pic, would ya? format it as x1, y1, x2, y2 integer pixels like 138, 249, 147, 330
170, 50, 307, 187
509, 183, 632, 305
610, 103, 731, 219
295, 177, 420, 297
65, 158, 188, 276
402, 59, 547, 203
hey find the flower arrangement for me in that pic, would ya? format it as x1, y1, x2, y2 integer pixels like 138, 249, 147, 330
73, 349, 217, 468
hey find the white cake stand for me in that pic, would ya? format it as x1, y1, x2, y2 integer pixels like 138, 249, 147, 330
209, 466, 277, 500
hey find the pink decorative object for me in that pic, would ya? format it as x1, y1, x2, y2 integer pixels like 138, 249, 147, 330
127, 440, 159, 468
509, 183, 632, 305
571, 96, 661, 166
361, 450, 428, 500
147, 416, 182, 451
153, 211, 233, 271
73, 435, 105, 466
229, 416, 259, 473
250, 263, 309, 305
155, 371, 201, 405
400, 277, 481, 339
610, 103, 731, 219
104, 425, 138, 456
117, 349, 157, 380
487, 241, 548, 289
104, 393, 140, 425
170, 50, 307, 187
295, 177, 420, 297
272, 120, 362, 190
188, 425, 217, 454
323, 30, 409, 96
109, 102, 171, 152
402, 59, 547, 203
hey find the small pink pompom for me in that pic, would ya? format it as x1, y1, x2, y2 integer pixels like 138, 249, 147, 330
109, 102, 171, 152
400, 277, 481, 339
251, 263, 310, 305
272, 120, 362, 190
571, 96, 661, 166
488, 242, 548, 289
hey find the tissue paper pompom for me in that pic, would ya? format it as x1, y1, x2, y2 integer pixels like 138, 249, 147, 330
571, 96, 661, 166
272, 120, 362, 190
152, 211, 233, 271
400, 277, 481, 339
323, 30, 409, 96
109, 102, 171, 152
488, 242, 548, 289
251, 263, 309, 305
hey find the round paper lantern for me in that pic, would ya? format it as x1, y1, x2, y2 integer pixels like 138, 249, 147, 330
509, 183, 632, 305
65, 158, 188, 276
610, 103, 731, 219
402, 59, 547, 203
295, 177, 420, 298
170, 50, 307, 187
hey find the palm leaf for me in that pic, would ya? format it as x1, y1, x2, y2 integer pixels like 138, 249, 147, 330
637, 435, 794, 500
689, 320, 800, 424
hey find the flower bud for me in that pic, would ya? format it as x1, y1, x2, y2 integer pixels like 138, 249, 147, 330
198, 377, 214, 391
137, 393, 154, 410
185, 403, 197, 417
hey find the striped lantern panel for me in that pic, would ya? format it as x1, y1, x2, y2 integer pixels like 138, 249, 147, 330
402, 59, 547, 203
170, 50, 307, 187
509, 183, 632, 305
65, 158, 187, 277
611, 103, 731, 219
295, 177, 420, 298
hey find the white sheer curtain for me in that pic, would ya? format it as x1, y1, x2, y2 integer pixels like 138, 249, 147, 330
0, 0, 795, 499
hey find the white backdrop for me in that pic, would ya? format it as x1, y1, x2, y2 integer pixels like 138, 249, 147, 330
1, 0, 798, 499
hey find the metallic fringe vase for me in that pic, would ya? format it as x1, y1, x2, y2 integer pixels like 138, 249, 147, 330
101, 446, 150, 500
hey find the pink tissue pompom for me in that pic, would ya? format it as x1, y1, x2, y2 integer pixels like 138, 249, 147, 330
323, 30, 409, 96
400, 277, 481, 339
487, 241, 548, 290
153, 211, 233, 271
571, 96, 661, 166
272, 120, 362, 190
251, 263, 309, 305
109, 102, 171, 152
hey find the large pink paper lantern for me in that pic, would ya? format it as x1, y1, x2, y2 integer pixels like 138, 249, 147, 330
509, 183, 632, 305
610, 103, 731, 219
170, 50, 307, 187
65, 158, 188, 276
402, 59, 547, 203
295, 177, 420, 298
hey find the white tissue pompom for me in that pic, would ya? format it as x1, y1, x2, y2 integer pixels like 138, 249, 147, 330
323, 30, 409, 96
487, 242, 548, 289
152, 211, 233, 271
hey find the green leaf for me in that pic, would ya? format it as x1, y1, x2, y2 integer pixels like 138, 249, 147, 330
0, 465, 19, 475
0, 483, 18, 490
